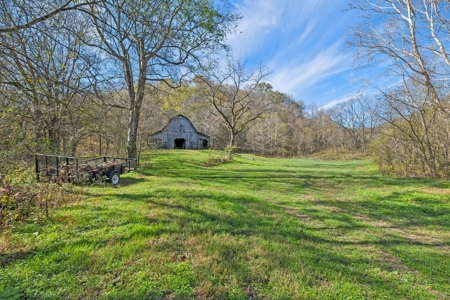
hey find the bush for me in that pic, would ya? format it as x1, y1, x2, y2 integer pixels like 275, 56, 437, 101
0, 166, 82, 230
370, 120, 450, 179
204, 149, 232, 167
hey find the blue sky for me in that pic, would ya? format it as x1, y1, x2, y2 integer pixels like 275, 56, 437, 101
226, 0, 364, 109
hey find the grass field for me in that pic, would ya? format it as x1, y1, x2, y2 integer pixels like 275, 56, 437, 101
1, 150, 450, 299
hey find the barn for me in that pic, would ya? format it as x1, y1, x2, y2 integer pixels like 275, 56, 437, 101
148, 115, 210, 149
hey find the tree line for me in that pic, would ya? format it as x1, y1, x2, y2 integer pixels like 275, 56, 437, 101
127, 75, 379, 159
2, 0, 450, 179
0, 0, 238, 169
347, 0, 450, 178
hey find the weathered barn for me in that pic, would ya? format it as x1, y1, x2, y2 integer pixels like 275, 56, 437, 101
148, 115, 210, 149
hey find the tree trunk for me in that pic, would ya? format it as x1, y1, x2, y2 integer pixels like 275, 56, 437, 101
125, 46, 147, 159
48, 118, 61, 154
71, 142, 77, 157
126, 106, 140, 159
227, 131, 236, 160
405, 0, 441, 109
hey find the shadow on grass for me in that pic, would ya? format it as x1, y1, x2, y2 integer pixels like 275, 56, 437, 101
310, 190, 450, 229
110, 188, 449, 297
120, 189, 447, 243
0, 249, 34, 268
3, 186, 449, 299
3, 151, 450, 299
141, 161, 447, 193
118, 177, 147, 187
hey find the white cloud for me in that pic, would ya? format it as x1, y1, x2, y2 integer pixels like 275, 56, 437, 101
227, 0, 360, 106
227, 0, 340, 55
320, 91, 362, 110
268, 42, 351, 96
227, 0, 282, 56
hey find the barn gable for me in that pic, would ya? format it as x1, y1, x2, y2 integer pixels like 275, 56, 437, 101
148, 115, 210, 149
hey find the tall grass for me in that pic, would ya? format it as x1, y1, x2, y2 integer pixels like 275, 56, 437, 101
1, 150, 449, 299
0, 167, 83, 230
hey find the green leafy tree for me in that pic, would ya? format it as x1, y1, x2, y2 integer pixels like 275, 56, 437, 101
0, 7, 100, 155
86, 0, 239, 158
0, 0, 103, 33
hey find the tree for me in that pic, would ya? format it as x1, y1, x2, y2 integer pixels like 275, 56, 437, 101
348, 0, 450, 177
85, 0, 238, 158
330, 96, 380, 152
348, 0, 450, 110
0, 0, 103, 33
198, 58, 272, 159
0, 7, 100, 154
371, 81, 450, 178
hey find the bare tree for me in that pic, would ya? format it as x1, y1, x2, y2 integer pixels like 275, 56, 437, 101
330, 96, 380, 152
0, 0, 103, 33
84, 0, 238, 158
0, 8, 100, 154
198, 58, 272, 158
374, 84, 447, 177
348, 0, 450, 110
348, 0, 450, 177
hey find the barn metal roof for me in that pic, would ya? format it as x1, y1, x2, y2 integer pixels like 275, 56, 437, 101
149, 114, 210, 138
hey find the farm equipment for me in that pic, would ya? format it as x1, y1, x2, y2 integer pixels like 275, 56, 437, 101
35, 154, 137, 185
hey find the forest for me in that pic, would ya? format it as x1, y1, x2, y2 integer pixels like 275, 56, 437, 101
1, 0, 450, 179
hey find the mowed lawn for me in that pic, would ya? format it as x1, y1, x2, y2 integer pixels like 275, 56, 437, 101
1, 150, 450, 299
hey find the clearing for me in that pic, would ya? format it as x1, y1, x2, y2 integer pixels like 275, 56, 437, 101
1, 150, 449, 299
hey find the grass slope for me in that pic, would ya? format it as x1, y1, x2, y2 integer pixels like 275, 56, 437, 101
1, 150, 450, 299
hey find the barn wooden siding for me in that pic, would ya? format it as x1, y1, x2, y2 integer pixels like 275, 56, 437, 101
149, 115, 210, 149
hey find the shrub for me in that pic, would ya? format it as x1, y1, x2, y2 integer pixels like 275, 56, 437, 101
204, 149, 232, 167
0, 166, 82, 230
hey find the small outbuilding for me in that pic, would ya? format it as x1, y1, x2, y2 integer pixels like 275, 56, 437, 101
148, 115, 210, 149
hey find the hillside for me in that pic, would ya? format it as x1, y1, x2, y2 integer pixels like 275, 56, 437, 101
1, 150, 450, 299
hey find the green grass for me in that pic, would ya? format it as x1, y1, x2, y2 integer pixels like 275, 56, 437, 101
1, 150, 450, 299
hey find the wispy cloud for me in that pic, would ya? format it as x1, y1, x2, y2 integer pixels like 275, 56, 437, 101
227, 0, 360, 106
228, 0, 347, 55
268, 42, 351, 96
227, 0, 282, 56
320, 91, 362, 110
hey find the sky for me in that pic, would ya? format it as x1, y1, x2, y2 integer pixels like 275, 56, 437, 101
226, 0, 365, 109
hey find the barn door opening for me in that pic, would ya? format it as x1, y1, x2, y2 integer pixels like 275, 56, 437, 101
174, 138, 186, 149
202, 139, 208, 149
